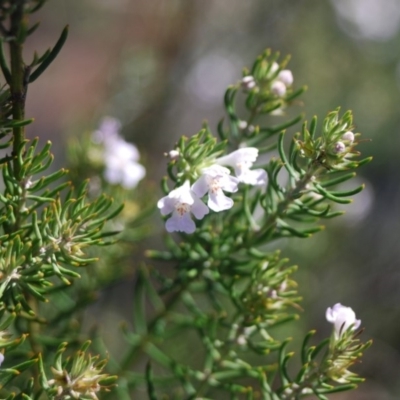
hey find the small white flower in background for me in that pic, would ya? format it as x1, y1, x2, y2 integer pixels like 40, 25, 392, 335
342, 131, 355, 144
326, 303, 361, 338
104, 139, 146, 189
92, 117, 146, 189
92, 116, 121, 144
192, 165, 239, 212
157, 181, 209, 234
0, 353, 4, 367
216, 147, 267, 186
241, 75, 256, 90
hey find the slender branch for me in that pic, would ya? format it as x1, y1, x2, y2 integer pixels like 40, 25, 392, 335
6, 1, 42, 390
118, 282, 187, 374
9, 0, 27, 183
251, 163, 322, 245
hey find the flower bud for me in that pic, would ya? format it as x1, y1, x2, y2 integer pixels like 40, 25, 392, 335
277, 69, 293, 87
342, 131, 354, 144
241, 75, 256, 90
168, 150, 180, 160
271, 80, 287, 97
333, 141, 346, 154
268, 61, 279, 77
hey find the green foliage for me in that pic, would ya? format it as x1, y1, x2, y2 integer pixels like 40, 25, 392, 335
0, 2, 125, 398
0, 2, 372, 400
119, 50, 371, 399
40, 341, 117, 399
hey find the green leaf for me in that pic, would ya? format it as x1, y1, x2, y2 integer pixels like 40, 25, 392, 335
278, 340, 292, 386
29, 25, 69, 83
0, 359, 38, 388
146, 362, 158, 400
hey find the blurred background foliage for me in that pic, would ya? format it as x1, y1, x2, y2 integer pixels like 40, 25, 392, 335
22, 0, 400, 398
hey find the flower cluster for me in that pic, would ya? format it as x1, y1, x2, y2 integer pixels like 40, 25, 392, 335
269, 63, 294, 98
92, 117, 145, 189
158, 147, 267, 233
332, 130, 355, 155
46, 342, 116, 400
241, 61, 294, 98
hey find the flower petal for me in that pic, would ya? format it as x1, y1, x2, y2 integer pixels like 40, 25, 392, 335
191, 197, 209, 220
219, 174, 239, 193
166, 212, 196, 234
157, 196, 175, 215
191, 175, 209, 198
169, 182, 195, 205
237, 168, 267, 186
208, 191, 234, 212
216, 147, 259, 167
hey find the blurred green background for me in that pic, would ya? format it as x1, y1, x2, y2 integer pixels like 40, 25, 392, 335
23, 1, 400, 398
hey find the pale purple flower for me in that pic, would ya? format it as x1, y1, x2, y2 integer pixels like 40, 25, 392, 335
104, 138, 146, 189
192, 165, 239, 212
326, 303, 361, 338
92, 116, 121, 144
157, 181, 209, 234
216, 148, 267, 186
92, 117, 146, 189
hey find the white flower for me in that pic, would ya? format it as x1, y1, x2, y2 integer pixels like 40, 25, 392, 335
157, 181, 209, 234
103, 138, 146, 189
216, 147, 267, 186
92, 116, 121, 144
92, 117, 146, 189
277, 69, 294, 87
342, 131, 355, 144
0, 353, 4, 367
271, 80, 287, 97
192, 165, 239, 212
326, 303, 361, 337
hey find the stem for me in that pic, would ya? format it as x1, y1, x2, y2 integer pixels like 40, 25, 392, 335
9, 0, 28, 182
7, 1, 42, 390
251, 163, 321, 245
119, 281, 188, 372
